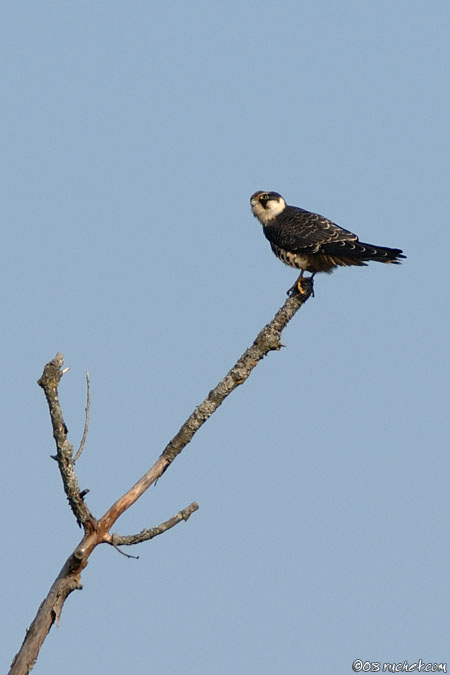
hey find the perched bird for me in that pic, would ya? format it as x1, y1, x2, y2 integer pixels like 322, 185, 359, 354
250, 190, 405, 295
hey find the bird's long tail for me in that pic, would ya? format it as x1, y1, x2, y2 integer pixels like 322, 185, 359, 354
356, 242, 406, 264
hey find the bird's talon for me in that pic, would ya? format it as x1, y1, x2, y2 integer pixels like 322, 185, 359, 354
287, 276, 314, 297
297, 279, 308, 296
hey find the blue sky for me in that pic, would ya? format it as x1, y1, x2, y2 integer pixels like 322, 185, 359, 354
1, 2, 449, 673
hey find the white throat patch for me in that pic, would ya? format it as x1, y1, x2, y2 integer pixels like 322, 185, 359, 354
251, 195, 286, 226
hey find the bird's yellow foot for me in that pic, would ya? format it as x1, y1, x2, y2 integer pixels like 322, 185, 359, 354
287, 275, 314, 297
297, 277, 309, 295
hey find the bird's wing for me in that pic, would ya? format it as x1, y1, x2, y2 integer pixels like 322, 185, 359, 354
263, 206, 358, 253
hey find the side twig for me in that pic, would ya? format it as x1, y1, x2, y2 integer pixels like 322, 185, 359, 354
73, 370, 91, 463
108, 501, 200, 548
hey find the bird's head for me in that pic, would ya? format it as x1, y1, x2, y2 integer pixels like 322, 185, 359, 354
250, 191, 286, 225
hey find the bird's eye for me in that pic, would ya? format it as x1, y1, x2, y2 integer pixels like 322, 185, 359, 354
261, 193, 270, 200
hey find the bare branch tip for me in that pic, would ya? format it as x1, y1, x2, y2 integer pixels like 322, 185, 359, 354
50, 352, 65, 370
183, 501, 200, 520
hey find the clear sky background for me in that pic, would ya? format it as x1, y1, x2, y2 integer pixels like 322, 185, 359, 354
1, 2, 449, 674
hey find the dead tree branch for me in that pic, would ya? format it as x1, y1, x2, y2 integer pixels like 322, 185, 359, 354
99, 282, 313, 533
9, 284, 312, 675
37, 353, 96, 530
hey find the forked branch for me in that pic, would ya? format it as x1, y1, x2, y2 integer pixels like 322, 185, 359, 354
9, 283, 313, 675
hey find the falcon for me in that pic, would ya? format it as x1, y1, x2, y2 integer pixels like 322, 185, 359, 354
250, 190, 405, 294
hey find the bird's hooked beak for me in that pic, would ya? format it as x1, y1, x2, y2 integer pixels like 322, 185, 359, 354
250, 191, 264, 208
